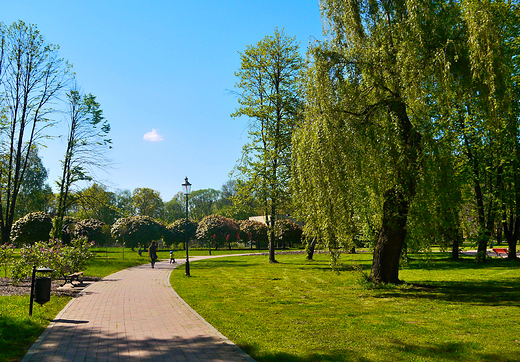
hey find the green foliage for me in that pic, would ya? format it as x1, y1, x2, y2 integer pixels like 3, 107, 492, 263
110, 216, 165, 249
73, 218, 110, 246
189, 188, 221, 221
73, 184, 119, 224
10, 212, 52, 246
10, 238, 94, 282
196, 215, 239, 249
239, 219, 268, 247
164, 192, 185, 223
232, 28, 304, 261
165, 219, 198, 247
291, 0, 520, 278
274, 219, 302, 247
131, 188, 164, 219
14, 147, 53, 220
0, 20, 70, 244
0, 243, 15, 278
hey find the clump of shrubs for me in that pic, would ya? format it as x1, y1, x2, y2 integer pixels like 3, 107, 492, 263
10, 212, 52, 245
111, 216, 165, 250
10, 237, 95, 282
274, 219, 303, 248
239, 220, 268, 248
196, 215, 239, 250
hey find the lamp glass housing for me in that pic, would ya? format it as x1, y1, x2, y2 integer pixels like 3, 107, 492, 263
182, 177, 192, 195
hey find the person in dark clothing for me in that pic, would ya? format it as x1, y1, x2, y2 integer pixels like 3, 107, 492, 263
148, 241, 158, 268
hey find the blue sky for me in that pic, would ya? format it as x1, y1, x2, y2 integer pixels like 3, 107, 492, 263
2, 1, 324, 201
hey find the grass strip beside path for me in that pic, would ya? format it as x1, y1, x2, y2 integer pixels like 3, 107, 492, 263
0, 295, 71, 362
170, 253, 520, 362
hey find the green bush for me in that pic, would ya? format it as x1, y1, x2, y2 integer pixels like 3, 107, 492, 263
165, 219, 198, 247
10, 212, 52, 245
10, 237, 94, 282
111, 216, 165, 250
239, 219, 268, 248
274, 219, 303, 248
196, 215, 239, 250
73, 218, 110, 246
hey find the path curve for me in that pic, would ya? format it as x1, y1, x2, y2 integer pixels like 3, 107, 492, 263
23, 255, 256, 362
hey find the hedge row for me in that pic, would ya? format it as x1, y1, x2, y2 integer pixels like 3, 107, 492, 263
10, 212, 303, 249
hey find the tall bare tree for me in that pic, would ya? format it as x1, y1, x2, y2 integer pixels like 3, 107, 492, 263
52, 87, 111, 238
0, 21, 69, 243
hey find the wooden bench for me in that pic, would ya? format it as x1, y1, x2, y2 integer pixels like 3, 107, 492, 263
60, 265, 84, 287
492, 248, 509, 258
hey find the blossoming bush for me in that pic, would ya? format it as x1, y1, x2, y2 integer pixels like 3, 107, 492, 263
111, 216, 165, 250
196, 215, 239, 249
239, 220, 268, 248
10, 212, 52, 245
74, 218, 110, 246
10, 237, 95, 282
165, 219, 198, 247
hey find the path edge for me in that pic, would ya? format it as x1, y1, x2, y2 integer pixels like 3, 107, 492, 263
167, 261, 257, 362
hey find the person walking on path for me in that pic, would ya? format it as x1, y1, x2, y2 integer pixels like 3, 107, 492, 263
148, 241, 158, 268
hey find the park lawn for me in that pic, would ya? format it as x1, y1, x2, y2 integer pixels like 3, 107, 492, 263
0, 295, 72, 362
85, 247, 269, 277
170, 252, 520, 362
0, 246, 270, 361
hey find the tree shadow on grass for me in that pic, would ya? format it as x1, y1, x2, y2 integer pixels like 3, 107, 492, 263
0, 314, 46, 362
386, 339, 517, 362
403, 256, 520, 272
375, 279, 520, 306
242, 338, 516, 362
242, 343, 373, 362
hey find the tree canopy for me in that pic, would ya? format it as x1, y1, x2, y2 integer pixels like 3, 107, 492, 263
232, 28, 304, 262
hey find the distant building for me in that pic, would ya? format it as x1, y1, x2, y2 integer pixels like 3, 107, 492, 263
249, 215, 303, 226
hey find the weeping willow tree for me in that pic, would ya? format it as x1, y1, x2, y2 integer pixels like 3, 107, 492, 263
450, 0, 520, 260
294, 0, 519, 282
293, 0, 471, 283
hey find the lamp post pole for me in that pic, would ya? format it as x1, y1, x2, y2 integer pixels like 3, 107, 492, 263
182, 177, 192, 276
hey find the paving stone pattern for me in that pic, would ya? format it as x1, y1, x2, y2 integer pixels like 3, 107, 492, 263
23, 256, 255, 362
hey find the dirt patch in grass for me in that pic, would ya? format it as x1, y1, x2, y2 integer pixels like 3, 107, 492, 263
0, 277, 100, 297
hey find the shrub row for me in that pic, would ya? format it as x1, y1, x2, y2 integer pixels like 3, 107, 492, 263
9, 212, 303, 250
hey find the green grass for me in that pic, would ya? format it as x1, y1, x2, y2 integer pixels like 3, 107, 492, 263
0, 246, 270, 361
86, 247, 269, 277
170, 252, 520, 362
0, 295, 72, 362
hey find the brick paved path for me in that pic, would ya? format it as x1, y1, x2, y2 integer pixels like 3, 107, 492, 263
23, 256, 255, 362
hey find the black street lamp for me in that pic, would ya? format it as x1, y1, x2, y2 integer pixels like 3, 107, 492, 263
182, 177, 192, 276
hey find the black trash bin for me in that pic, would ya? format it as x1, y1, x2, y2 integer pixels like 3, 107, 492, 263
35, 277, 51, 305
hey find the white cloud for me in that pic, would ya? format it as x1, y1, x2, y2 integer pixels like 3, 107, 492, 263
143, 129, 164, 142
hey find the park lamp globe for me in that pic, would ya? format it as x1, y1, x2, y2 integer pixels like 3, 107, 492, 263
182, 177, 192, 195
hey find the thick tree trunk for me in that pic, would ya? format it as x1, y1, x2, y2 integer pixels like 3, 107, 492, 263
503, 217, 519, 260
451, 226, 461, 260
370, 187, 409, 284
268, 219, 277, 263
1, 226, 10, 245
306, 237, 317, 260
369, 100, 421, 284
